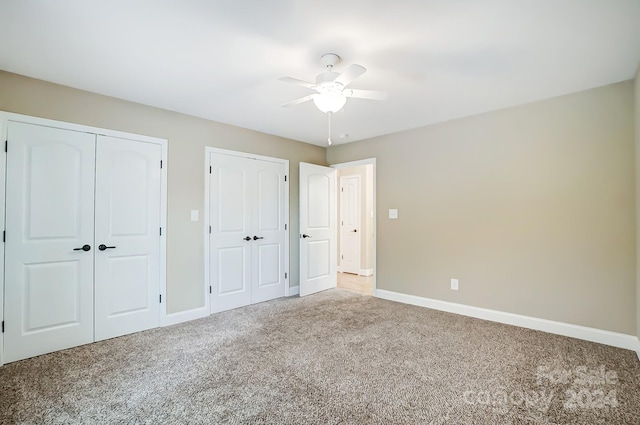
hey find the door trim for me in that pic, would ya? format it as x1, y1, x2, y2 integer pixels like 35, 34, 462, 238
204, 147, 290, 316
0, 117, 6, 366
331, 158, 377, 294
0, 111, 168, 366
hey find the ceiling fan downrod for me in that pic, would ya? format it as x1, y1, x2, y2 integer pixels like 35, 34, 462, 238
327, 111, 333, 145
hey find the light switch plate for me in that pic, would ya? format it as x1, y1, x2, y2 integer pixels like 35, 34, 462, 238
451, 279, 459, 291
190, 210, 199, 222
389, 209, 398, 219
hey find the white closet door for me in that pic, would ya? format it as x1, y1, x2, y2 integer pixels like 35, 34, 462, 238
251, 160, 286, 304
209, 153, 254, 312
94, 136, 162, 341
4, 122, 96, 362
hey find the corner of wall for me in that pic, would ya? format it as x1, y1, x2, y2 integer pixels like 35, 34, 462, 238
635, 62, 640, 343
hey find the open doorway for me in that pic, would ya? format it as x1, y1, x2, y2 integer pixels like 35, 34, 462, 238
332, 159, 375, 296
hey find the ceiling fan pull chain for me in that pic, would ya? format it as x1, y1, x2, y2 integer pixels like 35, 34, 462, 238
327, 111, 333, 145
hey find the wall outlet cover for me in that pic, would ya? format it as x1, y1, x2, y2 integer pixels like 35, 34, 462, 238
389, 209, 398, 219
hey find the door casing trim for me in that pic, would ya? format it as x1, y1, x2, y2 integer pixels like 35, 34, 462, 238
331, 158, 377, 295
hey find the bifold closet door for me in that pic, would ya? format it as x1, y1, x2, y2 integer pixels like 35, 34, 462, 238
4, 122, 96, 363
94, 136, 162, 341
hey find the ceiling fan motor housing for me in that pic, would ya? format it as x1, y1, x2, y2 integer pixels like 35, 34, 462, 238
316, 71, 342, 90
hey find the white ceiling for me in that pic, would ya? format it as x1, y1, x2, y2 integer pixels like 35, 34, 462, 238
1, 1, 639, 146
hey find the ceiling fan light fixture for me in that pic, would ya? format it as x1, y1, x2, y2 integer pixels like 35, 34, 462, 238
313, 93, 347, 113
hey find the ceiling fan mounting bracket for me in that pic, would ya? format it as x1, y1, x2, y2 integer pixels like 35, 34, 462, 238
320, 53, 341, 69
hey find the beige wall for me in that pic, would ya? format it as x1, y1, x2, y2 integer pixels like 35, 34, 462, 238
1, 70, 636, 336
635, 65, 640, 341
328, 81, 636, 335
0, 71, 326, 314
337, 165, 374, 272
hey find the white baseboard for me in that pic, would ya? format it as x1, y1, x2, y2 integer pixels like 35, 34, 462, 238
162, 305, 209, 327
289, 285, 300, 296
375, 289, 640, 355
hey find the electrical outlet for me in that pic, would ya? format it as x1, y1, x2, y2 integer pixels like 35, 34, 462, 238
451, 279, 459, 291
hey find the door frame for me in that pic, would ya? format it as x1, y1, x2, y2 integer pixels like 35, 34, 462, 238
0, 111, 168, 366
331, 158, 377, 294
203, 147, 290, 315
0, 117, 5, 366
338, 174, 362, 274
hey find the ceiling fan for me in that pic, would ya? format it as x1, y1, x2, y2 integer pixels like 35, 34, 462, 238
280, 53, 386, 145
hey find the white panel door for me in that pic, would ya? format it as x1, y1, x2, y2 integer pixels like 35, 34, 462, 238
339, 175, 361, 274
251, 159, 286, 304
4, 122, 96, 362
209, 153, 286, 312
94, 136, 162, 341
299, 162, 336, 297
209, 153, 254, 312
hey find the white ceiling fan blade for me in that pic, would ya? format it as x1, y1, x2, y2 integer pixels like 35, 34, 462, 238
281, 94, 315, 107
279, 76, 316, 89
343, 89, 387, 100
334, 64, 366, 87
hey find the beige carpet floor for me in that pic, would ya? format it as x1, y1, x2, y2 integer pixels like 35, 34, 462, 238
1, 289, 639, 424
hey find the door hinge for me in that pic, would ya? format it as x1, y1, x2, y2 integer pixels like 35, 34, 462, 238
284, 175, 287, 182
4, 140, 7, 152
285, 272, 287, 279
209, 166, 212, 174
209, 285, 212, 294
160, 160, 163, 169
341, 255, 344, 260
159, 294, 162, 303
159, 227, 162, 236
209, 225, 212, 234
2, 230, 5, 243
284, 224, 287, 230
341, 187, 344, 192
1, 321, 4, 333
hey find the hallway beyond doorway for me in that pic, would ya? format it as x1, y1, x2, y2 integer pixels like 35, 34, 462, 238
337, 272, 373, 296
